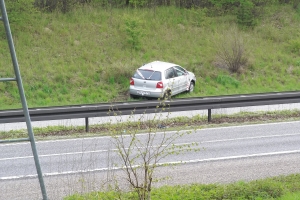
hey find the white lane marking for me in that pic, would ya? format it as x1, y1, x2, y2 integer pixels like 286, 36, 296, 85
168, 149, 300, 165
0, 149, 109, 161
202, 133, 300, 144
1, 132, 300, 161
1, 120, 300, 147
1, 149, 300, 180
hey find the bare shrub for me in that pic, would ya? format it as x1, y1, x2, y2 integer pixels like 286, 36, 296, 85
108, 101, 199, 200
215, 26, 248, 73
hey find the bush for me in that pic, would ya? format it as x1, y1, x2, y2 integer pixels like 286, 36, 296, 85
215, 27, 249, 73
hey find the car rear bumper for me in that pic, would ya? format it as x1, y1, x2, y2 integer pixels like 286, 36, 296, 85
129, 87, 164, 98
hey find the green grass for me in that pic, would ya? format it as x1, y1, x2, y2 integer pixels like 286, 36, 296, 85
1, 3, 300, 109
64, 174, 300, 199
278, 191, 300, 200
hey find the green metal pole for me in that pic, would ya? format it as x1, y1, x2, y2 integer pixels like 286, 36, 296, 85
0, 1, 48, 199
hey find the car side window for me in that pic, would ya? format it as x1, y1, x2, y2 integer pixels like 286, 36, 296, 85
165, 68, 175, 79
174, 66, 186, 76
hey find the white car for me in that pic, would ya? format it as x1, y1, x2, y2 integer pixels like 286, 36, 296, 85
129, 61, 196, 99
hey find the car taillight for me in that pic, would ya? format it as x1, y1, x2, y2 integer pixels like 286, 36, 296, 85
130, 78, 134, 85
156, 81, 163, 88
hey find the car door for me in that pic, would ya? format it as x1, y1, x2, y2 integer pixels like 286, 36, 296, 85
174, 66, 188, 93
164, 67, 177, 95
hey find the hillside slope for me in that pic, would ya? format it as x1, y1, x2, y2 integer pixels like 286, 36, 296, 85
0, 4, 300, 109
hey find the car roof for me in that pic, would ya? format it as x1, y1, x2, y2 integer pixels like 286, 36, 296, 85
138, 61, 178, 71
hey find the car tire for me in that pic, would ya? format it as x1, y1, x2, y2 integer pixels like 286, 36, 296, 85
130, 94, 139, 99
188, 82, 195, 93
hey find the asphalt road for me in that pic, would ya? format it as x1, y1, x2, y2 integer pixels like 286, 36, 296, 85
1, 121, 300, 199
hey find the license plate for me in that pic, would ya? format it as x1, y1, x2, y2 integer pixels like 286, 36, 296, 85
137, 91, 150, 96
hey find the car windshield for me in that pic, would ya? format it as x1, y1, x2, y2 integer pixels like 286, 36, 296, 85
133, 69, 161, 81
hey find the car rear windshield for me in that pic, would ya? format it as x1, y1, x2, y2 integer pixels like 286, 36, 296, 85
133, 69, 161, 81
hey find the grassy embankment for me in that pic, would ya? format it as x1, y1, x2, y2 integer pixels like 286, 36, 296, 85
1, 3, 300, 110
65, 174, 300, 199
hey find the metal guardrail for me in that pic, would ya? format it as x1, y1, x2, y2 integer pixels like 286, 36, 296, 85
1, 91, 300, 130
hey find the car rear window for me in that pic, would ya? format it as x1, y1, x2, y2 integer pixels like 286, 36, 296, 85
133, 69, 161, 81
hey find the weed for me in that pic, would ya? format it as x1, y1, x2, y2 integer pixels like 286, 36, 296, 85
216, 74, 240, 88
108, 76, 115, 85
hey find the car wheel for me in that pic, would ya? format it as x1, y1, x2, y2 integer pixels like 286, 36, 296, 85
130, 94, 139, 99
188, 82, 194, 93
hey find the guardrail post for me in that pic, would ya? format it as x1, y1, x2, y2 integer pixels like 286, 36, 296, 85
85, 117, 89, 132
208, 109, 212, 122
